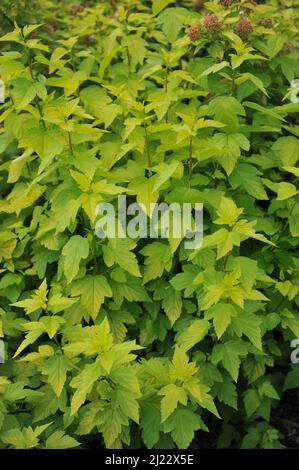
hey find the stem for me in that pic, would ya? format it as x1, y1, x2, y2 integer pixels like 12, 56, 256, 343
164, 67, 168, 93
222, 252, 230, 271
68, 131, 74, 157
188, 135, 193, 186
26, 45, 47, 130
144, 122, 151, 169
124, 11, 131, 74
9, 85, 15, 106
125, 46, 131, 74
231, 69, 237, 96
282, 197, 297, 233
91, 229, 98, 273
111, 0, 117, 12
165, 67, 169, 123
273, 296, 286, 314
35, 98, 46, 130
70, 50, 76, 72
26, 162, 32, 178
188, 44, 196, 63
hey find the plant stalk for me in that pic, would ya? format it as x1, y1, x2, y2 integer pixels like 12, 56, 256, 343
188, 135, 193, 186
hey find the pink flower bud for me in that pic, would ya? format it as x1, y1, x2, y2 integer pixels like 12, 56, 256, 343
235, 18, 253, 39
202, 14, 222, 35
188, 23, 201, 42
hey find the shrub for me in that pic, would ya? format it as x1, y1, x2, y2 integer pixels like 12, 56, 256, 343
0, 0, 298, 449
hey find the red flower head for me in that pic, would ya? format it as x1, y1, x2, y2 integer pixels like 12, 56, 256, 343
202, 14, 221, 35
188, 23, 201, 42
235, 18, 253, 39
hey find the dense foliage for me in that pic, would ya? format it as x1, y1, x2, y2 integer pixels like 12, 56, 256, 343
0, 0, 299, 449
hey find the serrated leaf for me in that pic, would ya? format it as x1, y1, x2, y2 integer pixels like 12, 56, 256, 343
72, 275, 112, 320
62, 236, 89, 283
211, 340, 248, 382
159, 384, 188, 422
176, 319, 210, 352
163, 409, 204, 449
152, 0, 173, 15
205, 303, 237, 339
162, 286, 182, 326
42, 354, 70, 397
45, 430, 80, 449
103, 238, 141, 277
231, 313, 262, 350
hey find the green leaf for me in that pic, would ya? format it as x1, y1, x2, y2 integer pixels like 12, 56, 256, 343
213, 133, 249, 175
72, 275, 112, 320
275, 182, 297, 201
163, 409, 204, 449
284, 367, 299, 391
140, 404, 161, 448
235, 73, 269, 97
45, 430, 80, 449
186, 379, 220, 418
19, 128, 64, 160
176, 319, 210, 352
11, 77, 46, 109
122, 35, 147, 68
128, 176, 159, 216
12, 279, 48, 314
208, 96, 245, 131
1, 423, 50, 449
213, 375, 238, 410
272, 136, 299, 166
229, 164, 268, 200
201, 61, 229, 77
289, 203, 299, 237
141, 242, 172, 284
70, 358, 104, 415
244, 389, 260, 417
215, 197, 243, 227
40, 316, 65, 338
161, 286, 182, 326
0, 232, 17, 261
205, 304, 237, 339
159, 384, 188, 422
158, 8, 184, 43
231, 313, 262, 350
152, 0, 173, 15
211, 340, 248, 381
103, 239, 141, 277
62, 235, 89, 283
42, 354, 70, 397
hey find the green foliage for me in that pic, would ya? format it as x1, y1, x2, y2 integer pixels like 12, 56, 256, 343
0, 0, 298, 450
